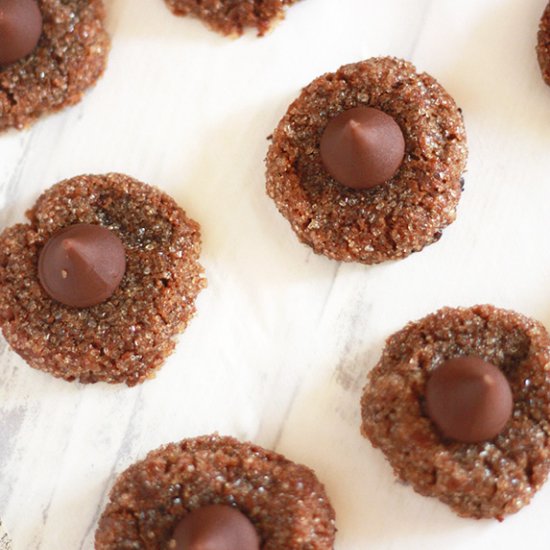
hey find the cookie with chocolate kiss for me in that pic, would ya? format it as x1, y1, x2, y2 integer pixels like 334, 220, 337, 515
0, 173, 205, 385
0, 0, 109, 131
361, 305, 550, 520
266, 57, 467, 264
164, 0, 298, 37
94, 435, 336, 549
537, 2, 550, 86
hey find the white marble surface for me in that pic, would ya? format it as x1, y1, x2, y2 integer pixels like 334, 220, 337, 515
1, 0, 550, 548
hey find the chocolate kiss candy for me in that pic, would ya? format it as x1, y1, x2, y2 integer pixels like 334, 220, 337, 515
173, 505, 260, 550
425, 356, 514, 443
320, 106, 405, 190
0, 0, 43, 65
38, 224, 126, 308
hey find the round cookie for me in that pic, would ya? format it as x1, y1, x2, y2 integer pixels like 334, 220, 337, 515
164, 0, 297, 37
360, 305, 550, 520
0, 173, 205, 386
266, 57, 467, 264
0, 0, 109, 132
95, 434, 336, 549
537, 2, 550, 86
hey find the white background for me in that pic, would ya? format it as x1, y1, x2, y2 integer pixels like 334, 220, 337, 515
1, 0, 550, 548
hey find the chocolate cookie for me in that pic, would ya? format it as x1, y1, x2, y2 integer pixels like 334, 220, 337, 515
0, 0, 109, 132
266, 57, 467, 264
0, 173, 205, 386
164, 0, 297, 37
361, 305, 550, 520
95, 434, 336, 549
537, 2, 550, 86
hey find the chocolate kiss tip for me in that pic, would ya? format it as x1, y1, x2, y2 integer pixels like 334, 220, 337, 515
63, 237, 118, 286
346, 119, 372, 147
348, 119, 362, 132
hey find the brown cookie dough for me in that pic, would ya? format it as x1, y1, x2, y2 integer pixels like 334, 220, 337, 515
266, 57, 467, 264
164, 0, 297, 37
0, 0, 109, 132
0, 173, 205, 386
361, 305, 550, 520
537, 2, 550, 86
95, 434, 336, 549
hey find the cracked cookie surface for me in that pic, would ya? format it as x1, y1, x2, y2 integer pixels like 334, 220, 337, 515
0, 173, 205, 385
0, 0, 109, 131
361, 305, 550, 519
164, 0, 297, 36
266, 57, 467, 264
95, 435, 336, 549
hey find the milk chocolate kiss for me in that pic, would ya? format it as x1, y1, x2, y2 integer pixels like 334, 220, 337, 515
320, 106, 405, 190
0, 0, 43, 66
425, 356, 513, 443
172, 505, 260, 550
38, 224, 126, 308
